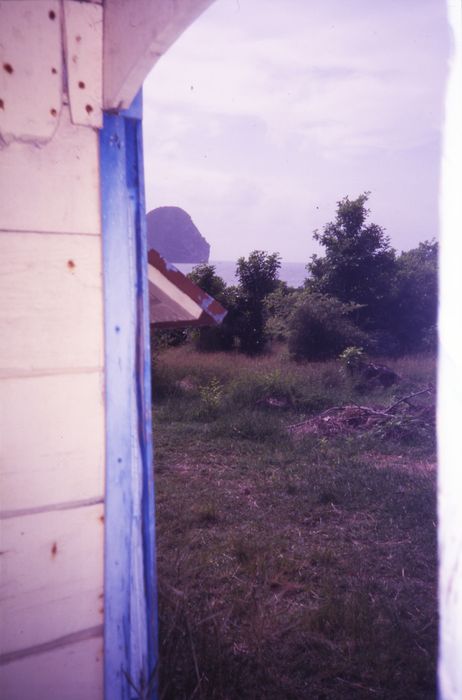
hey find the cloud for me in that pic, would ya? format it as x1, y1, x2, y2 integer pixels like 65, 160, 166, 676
142, 0, 449, 261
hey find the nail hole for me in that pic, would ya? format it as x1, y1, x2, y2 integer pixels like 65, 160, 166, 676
75, 35, 82, 42
51, 67, 58, 75
3, 63, 13, 74
67, 259, 75, 269
0, 99, 4, 110
50, 108, 57, 117
78, 80, 85, 89
85, 104, 93, 114
49, 10, 56, 20
51, 542, 58, 557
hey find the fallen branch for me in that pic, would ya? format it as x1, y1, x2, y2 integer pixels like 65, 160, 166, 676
287, 385, 435, 438
385, 387, 433, 414
288, 405, 349, 430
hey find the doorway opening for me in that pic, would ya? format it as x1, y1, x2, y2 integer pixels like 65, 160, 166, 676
142, 2, 449, 697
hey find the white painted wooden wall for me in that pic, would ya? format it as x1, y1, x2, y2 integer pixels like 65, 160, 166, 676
0, 2, 215, 699
0, 3, 105, 698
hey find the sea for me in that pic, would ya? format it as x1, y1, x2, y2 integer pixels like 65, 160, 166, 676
175, 260, 307, 289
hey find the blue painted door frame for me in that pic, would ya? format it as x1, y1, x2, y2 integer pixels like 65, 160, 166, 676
100, 92, 158, 700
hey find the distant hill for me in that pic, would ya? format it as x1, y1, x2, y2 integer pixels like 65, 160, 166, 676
146, 206, 210, 263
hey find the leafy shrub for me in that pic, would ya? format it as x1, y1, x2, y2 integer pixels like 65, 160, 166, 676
264, 284, 302, 342
199, 378, 224, 414
151, 327, 190, 350
288, 293, 367, 361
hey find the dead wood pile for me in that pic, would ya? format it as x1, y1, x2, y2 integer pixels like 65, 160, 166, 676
288, 388, 435, 438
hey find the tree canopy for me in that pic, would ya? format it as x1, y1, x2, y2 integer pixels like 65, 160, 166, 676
304, 194, 437, 355
235, 251, 281, 355
306, 193, 396, 332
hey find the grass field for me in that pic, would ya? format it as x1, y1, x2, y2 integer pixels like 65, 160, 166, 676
152, 345, 437, 699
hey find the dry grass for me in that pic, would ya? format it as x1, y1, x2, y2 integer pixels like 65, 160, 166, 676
152, 347, 437, 699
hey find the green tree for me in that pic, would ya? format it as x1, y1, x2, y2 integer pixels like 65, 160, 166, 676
389, 240, 438, 352
235, 250, 282, 354
264, 283, 302, 342
188, 263, 227, 300
306, 193, 396, 335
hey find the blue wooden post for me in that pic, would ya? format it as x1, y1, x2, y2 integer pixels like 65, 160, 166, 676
100, 92, 158, 700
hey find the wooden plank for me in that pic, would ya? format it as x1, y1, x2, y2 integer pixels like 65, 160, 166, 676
0, 635, 103, 700
0, 503, 104, 655
103, 0, 215, 109
101, 95, 157, 700
0, 232, 104, 375
0, 0, 62, 145
0, 372, 104, 514
0, 105, 100, 235
63, 0, 103, 128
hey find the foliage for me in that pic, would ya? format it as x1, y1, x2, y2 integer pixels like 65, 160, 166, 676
151, 326, 190, 350
288, 293, 366, 361
389, 240, 438, 353
156, 201, 437, 360
199, 377, 224, 414
305, 194, 438, 356
264, 283, 301, 342
236, 250, 282, 299
188, 263, 227, 299
306, 193, 396, 334
234, 250, 282, 355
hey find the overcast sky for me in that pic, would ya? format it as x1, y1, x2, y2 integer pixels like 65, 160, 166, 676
143, 0, 450, 263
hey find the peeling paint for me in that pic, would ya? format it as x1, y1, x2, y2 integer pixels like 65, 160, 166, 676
0, 0, 63, 145
101, 94, 157, 700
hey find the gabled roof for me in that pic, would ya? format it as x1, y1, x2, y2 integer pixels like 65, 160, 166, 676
147, 249, 227, 328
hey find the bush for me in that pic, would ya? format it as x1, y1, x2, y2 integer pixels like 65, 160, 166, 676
151, 327, 190, 350
288, 293, 367, 361
265, 284, 302, 342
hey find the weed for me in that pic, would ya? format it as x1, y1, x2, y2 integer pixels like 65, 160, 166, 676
199, 377, 224, 414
